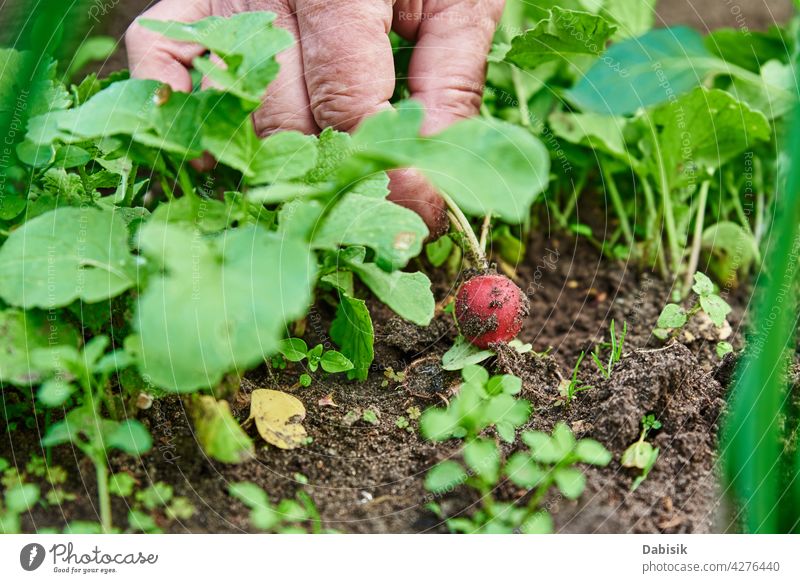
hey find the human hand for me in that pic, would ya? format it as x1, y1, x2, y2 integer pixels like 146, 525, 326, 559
126, 0, 505, 238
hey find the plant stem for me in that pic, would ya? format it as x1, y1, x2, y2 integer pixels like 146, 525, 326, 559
684, 180, 711, 295
602, 163, 635, 250
440, 191, 488, 271
95, 456, 112, 534
640, 176, 657, 241
510, 66, 531, 127
478, 214, 491, 254
656, 157, 681, 277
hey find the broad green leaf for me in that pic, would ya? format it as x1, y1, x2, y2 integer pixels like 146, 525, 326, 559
700, 294, 732, 327
109, 473, 136, 497
133, 222, 316, 392
424, 460, 468, 494
419, 409, 458, 442
425, 235, 454, 267
520, 511, 554, 534
486, 374, 523, 396
348, 261, 434, 326
650, 88, 771, 181
0, 207, 137, 309
105, 420, 153, 455
505, 8, 616, 70
37, 379, 74, 408
191, 396, 254, 463
278, 338, 308, 362
548, 111, 628, 160
505, 452, 545, 488
692, 272, 715, 297
247, 131, 318, 185
730, 60, 796, 120
4, 483, 40, 514
554, 467, 586, 499
462, 364, 490, 387
330, 294, 374, 381
552, 421, 577, 453
319, 351, 354, 374
140, 13, 293, 104
484, 394, 531, 430
575, 438, 612, 466
345, 102, 550, 223
522, 430, 563, 463
463, 438, 500, 483
656, 303, 687, 329
441, 336, 495, 371
313, 193, 428, 270
569, 27, 714, 115
706, 28, 790, 73
67, 36, 117, 79
601, 0, 656, 39
0, 310, 78, 385
229, 482, 270, 509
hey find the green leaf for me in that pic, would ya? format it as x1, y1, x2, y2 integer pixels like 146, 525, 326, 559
729, 60, 796, 120
554, 467, 586, 499
0, 207, 137, 309
109, 473, 136, 497
0, 310, 78, 385
140, 13, 293, 104
520, 511, 554, 534
692, 272, 715, 297
505, 8, 616, 70
278, 338, 308, 362
67, 36, 117, 79
486, 374, 523, 396
717, 341, 734, 358
425, 235, 454, 267
462, 364, 490, 388
522, 431, 563, 464
700, 294, 732, 327
548, 111, 629, 160
330, 294, 374, 381
345, 102, 550, 223
348, 260, 434, 326
313, 193, 428, 270
128, 510, 160, 533
320, 351, 354, 374
552, 421, 577, 453
229, 482, 270, 509
133, 222, 316, 392
191, 396, 254, 464
505, 452, 545, 488
419, 409, 458, 442
656, 303, 687, 330
463, 438, 500, 483
650, 88, 771, 179
5, 483, 40, 513
105, 420, 152, 456
247, 131, 318, 185
37, 379, 74, 408
575, 439, 612, 466
424, 460, 468, 494
601, 0, 656, 39
441, 336, 495, 371
569, 26, 714, 115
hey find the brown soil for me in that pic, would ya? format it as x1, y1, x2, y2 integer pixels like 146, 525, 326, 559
5, 223, 749, 533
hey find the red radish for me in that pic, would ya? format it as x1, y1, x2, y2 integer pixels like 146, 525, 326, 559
455, 273, 529, 349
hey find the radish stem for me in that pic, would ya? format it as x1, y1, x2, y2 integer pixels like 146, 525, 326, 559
440, 191, 488, 270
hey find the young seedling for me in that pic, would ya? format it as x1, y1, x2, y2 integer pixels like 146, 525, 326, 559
424, 420, 611, 534
0, 470, 40, 534
591, 320, 627, 379
559, 351, 593, 405
622, 414, 662, 491
277, 338, 354, 385
228, 482, 330, 534
653, 272, 732, 357
36, 336, 152, 534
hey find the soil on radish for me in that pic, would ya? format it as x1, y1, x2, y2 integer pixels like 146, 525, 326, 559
5, 229, 753, 534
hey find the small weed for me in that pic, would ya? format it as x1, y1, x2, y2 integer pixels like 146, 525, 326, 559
591, 320, 627, 379
559, 351, 593, 405
622, 415, 662, 491
228, 482, 331, 533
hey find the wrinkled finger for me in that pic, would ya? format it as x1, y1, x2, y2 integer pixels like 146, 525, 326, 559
220, 1, 318, 135
126, 0, 213, 92
395, 0, 504, 134
388, 169, 450, 241
293, 0, 395, 132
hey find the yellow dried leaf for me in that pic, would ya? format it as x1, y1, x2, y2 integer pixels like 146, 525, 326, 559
248, 389, 307, 449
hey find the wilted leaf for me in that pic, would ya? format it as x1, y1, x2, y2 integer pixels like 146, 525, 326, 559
191, 395, 254, 464
248, 389, 308, 450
